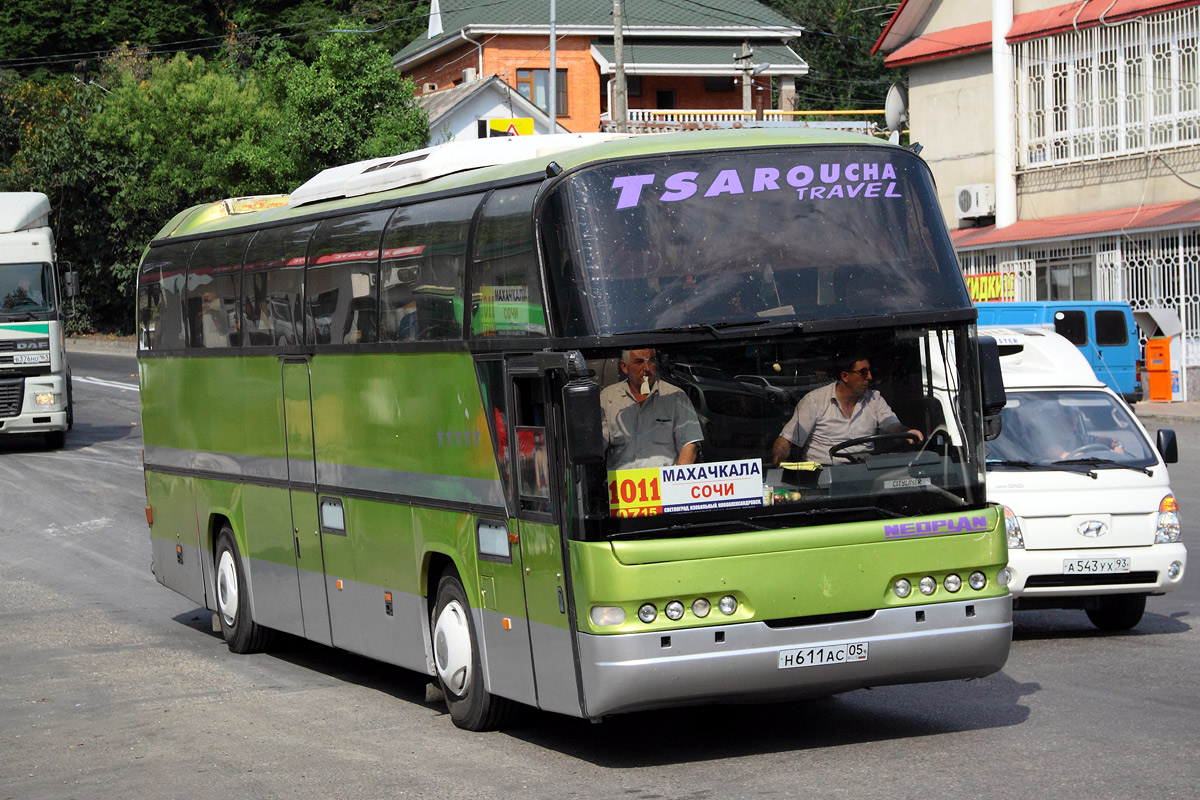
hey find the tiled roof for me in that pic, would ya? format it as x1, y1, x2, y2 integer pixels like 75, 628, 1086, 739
882, 20, 991, 67
397, 0, 803, 63
951, 199, 1200, 249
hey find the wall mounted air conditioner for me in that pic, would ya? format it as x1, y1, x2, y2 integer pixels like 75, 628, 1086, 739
955, 183, 995, 220
462, 68, 477, 83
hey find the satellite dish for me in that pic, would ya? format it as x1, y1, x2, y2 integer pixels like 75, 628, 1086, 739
885, 82, 909, 132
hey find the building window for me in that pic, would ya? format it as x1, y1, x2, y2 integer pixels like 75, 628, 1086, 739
516, 68, 568, 115
1015, 7, 1200, 169
705, 76, 736, 93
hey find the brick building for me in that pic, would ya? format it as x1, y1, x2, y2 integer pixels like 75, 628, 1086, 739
393, 0, 809, 134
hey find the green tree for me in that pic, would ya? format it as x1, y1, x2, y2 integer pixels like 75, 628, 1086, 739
762, 0, 898, 110
264, 29, 427, 187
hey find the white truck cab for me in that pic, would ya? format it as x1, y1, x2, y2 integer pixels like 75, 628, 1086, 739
983, 326, 1186, 629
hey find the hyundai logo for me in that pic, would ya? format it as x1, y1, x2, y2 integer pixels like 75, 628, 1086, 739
1077, 520, 1108, 538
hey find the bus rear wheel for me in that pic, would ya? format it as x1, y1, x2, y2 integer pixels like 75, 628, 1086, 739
431, 570, 513, 731
1085, 594, 1146, 631
215, 524, 272, 653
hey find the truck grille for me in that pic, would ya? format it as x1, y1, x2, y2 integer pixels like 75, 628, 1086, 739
0, 377, 23, 417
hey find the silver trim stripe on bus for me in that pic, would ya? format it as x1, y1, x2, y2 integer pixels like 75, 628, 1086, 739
143, 445, 507, 507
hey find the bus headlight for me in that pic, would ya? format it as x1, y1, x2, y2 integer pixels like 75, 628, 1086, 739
968, 571, 987, 590
664, 600, 684, 620
692, 598, 711, 618
590, 606, 626, 626
918, 576, 937, 595
1155, 495, 1181, 543
893, 578, 912, 598
943, 574, 962, 593
637, 604, 657, 623
717, 595, 738, 615
1003, 505, 1024, 549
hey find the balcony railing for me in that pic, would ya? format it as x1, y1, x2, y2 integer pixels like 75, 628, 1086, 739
600, 108, 886, 136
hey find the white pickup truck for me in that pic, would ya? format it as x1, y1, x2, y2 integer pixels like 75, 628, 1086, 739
983, 326, 1186, 630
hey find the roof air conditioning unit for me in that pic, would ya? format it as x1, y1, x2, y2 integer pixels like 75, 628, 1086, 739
955, 183, 995, 220
423, 82, 438, 93
462, 68, 477, 83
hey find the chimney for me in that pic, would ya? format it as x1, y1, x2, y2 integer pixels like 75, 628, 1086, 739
428, 0, 443, 38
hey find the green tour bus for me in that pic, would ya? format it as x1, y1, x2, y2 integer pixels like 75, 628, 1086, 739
137, 130, 1012, 731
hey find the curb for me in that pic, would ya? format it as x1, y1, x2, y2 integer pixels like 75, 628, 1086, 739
65, 338, 137, 357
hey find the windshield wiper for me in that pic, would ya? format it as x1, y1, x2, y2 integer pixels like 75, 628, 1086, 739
0, 311, 39, 322
987, 459, 1063, 472
626, 319, 799, 339
1053, 457, 1153, 477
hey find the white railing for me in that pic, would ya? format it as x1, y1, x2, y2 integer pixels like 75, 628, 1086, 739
603, 108, 884, 136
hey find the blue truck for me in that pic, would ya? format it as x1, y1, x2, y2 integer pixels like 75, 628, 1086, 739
976, 301, 1141, 402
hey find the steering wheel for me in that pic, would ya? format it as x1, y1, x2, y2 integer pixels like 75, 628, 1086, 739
828, 432, 921, 464
1064, 442, 1112, 458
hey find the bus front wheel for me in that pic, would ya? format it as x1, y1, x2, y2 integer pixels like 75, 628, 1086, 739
431, 570, 513, 731
214, 524, 272, 653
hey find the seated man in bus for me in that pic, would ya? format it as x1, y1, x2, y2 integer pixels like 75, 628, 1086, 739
770, 353, 923, 467
601, 348, 702, 470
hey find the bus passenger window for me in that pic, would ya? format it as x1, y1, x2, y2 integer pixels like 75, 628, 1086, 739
242, 222, 316, 347
470, 184, 547, 338
379, 194, 479, 343
137, 240, 193, 351
186, 233, 252, 349
307, 210, 390, 345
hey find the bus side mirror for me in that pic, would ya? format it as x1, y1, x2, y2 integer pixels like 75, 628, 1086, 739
562, 379, 605, 465
1157, 429, 1178, 464
979, 336, 1006, 441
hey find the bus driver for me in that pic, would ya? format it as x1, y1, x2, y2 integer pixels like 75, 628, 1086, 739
770, 353, 923, 466
601, 348, 702, 470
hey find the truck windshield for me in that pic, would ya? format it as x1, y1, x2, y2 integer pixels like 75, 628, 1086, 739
574, 324, 987, 539
986, 390, 1156, 469
0, 263, 55, 318
541, 146, 969, 337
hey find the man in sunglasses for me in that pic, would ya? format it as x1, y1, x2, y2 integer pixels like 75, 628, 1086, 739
770, 353, 923, 467
602, 348, 702, 470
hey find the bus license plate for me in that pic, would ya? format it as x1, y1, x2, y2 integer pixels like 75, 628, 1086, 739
1063, 557, 1131, 574
778, 641, 868, 669
12, 353, 49, 365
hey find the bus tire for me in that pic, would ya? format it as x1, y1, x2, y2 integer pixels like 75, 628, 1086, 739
1085, 594, 1146, 631
431, 570, 513, 731
215, 524, 272, 653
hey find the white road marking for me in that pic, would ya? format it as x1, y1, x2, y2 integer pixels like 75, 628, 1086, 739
75, 376, 139, 392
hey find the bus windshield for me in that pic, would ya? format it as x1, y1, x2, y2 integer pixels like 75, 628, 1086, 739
574, 324, 986, 538
542, 146, 969, 337
0, 263, 55, 319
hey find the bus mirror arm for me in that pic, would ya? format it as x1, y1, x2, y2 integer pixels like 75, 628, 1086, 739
562, 380, 606, 465
978, 336, 1006, 441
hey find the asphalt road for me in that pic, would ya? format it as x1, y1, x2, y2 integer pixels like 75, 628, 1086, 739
2, 349, 1197, 800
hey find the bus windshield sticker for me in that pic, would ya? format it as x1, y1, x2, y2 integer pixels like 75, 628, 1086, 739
608, 458, 764, 518
611, 161, 902, 210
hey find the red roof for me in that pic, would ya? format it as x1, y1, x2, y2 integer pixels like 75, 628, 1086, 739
878, 0, 1200, 66
951, 199, 1200, 249
884, 20, 991, 67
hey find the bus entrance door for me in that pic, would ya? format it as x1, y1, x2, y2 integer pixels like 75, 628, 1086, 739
281, 358, 333, 646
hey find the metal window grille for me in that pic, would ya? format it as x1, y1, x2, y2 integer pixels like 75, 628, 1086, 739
1015, 8, 1200, 170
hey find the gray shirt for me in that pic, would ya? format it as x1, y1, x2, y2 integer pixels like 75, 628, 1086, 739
601, 379, 702, 470
778, 381, 901, 465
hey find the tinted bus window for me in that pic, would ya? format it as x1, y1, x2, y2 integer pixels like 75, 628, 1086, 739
380, 194, 479, 342
471, 184, 547, 338
1095, 309, 1129, 346
540, 148, 968, 337
138, 241, 194, 351
242, 222, 316, 346
186, 234, 252, 348
1053, 309, 1088, 345
307, 210, 390, 345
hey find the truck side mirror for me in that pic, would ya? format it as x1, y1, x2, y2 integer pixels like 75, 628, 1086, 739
978, 335, 1006, 441
562, 379, 605, 465
63, 268, 79, 299
1157, 429, 1178, 464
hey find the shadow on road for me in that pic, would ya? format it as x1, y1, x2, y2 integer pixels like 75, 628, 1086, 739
1012, 608, 1190, 640
172, 606, 1035, 765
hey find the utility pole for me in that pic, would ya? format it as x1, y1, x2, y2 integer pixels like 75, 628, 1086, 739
613, 0, 628, 132
739, 40, 753, 112
548, 0, 556, 130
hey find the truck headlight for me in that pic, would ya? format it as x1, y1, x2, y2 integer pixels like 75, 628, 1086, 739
1155, 495, 1181, 543
1003, 505, 1024, 549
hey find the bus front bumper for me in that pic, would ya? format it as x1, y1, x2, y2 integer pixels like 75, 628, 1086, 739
577, 595, 1012, 719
